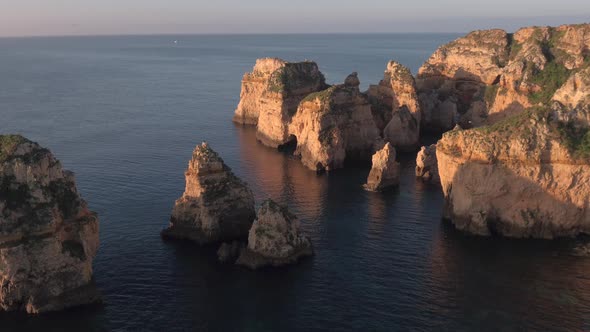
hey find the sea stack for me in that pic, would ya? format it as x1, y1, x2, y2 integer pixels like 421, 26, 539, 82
364, 143, 400, 192
0, 135, 100, 313
234, 58, 327, 148
289, 73, 381, 171
415, 144, 440, 184
236, 199, 313, 269
367, 61, 422, 151
162, 143, 256, 244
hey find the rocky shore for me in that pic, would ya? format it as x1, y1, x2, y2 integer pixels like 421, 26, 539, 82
0, 135, 100, 313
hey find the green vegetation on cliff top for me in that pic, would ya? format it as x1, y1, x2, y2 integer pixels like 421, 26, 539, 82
267, 62, 326, 94
465, 106, 590, 160
558, 123, 590, 159
528, 62, 571, 105
0, 135, 28, 162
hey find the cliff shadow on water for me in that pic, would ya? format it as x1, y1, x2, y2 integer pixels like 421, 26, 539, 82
430, 221, 590, 331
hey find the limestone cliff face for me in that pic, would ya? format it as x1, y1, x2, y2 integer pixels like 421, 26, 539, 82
437, 99, 590, 238
417, 24, 590, 132
553, 66, 590, 108
163, 143, 256, 244
236, 199, 312, 269
289, 73, 381, 171
367, 61, 421, 151
415, 144, 440, 184
233, 58, 327, 148
364, 143, 400, 192
0, 135, 100, 313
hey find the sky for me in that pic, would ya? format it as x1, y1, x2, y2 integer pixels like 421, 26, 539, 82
0, 0, 589, 36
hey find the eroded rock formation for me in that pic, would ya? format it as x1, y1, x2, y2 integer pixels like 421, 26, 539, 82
233, 58, 327, 148
217, 241, 243, 263
289, 73, 381, 171
417, 24, 590, 132
415, 144, 440, 184
437, 97, 590, 238
162, 143, 256, 244
0, 135, 100, 313
236, 199, 313, 269
364, 142, 400, 191
367, 61, 421, 151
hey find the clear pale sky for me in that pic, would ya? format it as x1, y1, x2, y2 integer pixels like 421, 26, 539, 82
1, 0, 589, 36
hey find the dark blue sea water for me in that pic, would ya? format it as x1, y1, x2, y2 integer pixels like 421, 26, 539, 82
1, 34, 590, 331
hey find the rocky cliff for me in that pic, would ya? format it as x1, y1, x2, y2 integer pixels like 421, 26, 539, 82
417, 24, 590, 132
367, 61, 422, 151
437, 91, 590, 238
289, 73, 381, 171
0, 135, 100, 313
233, 58, 327, 148
364, 142, 400, 191
163, 143, 256, 244
236, 199, 312, 269
416, 144, 440, 184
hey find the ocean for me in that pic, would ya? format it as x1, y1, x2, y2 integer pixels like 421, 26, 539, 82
1, 34, 589, 331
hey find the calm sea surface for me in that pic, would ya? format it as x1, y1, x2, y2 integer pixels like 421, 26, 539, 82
1, 34, 589, 331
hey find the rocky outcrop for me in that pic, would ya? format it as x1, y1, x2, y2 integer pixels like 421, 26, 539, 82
415, 144, 440, 184
553, 66, 590, 108
364, 143, 400, 191
437, 98, 590, 238
162, 143, 256, 244
236, 200, 312, 269
289, 73, 381, 171
367, 61, 421, 151
233, 58, 327, 148
217, 241, 244, 263
417, 24, 590, 132
0, 135, 100, 313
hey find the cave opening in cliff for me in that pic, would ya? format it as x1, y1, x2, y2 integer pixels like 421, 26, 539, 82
278, 135, 298, 154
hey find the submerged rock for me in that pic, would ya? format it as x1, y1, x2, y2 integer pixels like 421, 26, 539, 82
364, 143, 400, 192
289, 73, 381, 171
0, 135, 100, 313
367, 61, 421, 151
236, 200, 313, 269
415, 144, 440, 184
162, 143, 256, 245
233, 58, 327, 148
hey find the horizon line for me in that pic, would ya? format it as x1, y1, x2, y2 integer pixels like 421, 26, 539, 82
0, 31, 472, 39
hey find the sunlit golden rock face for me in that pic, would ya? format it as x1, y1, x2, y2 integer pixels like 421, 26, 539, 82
289, 73, 382, 172
437, 100, 590, 238
234, 58, 327, 148
364, 143, 400, 192
367, 61, 422, 151
417, 24, 590, 132
163, 143, 256, 244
